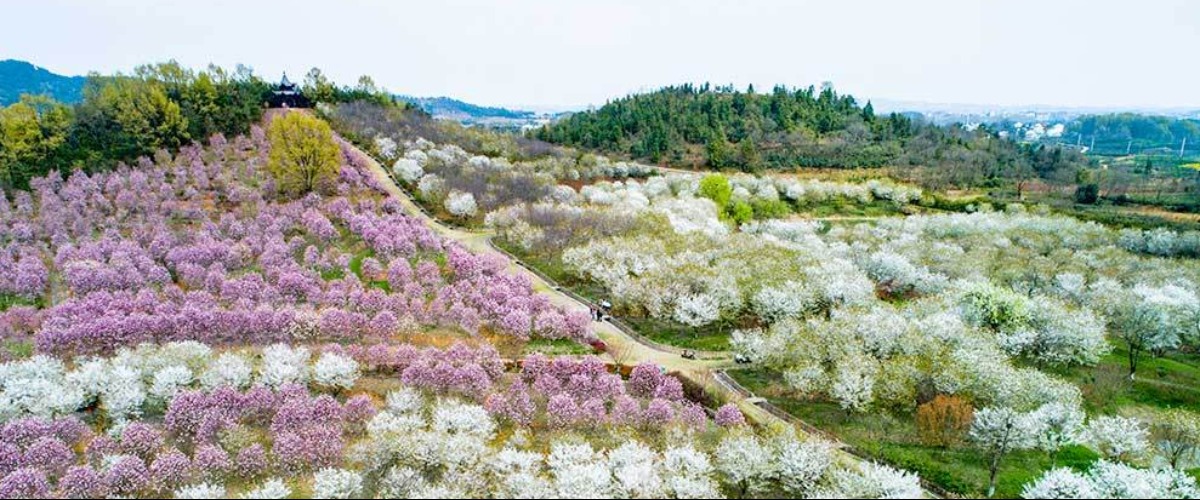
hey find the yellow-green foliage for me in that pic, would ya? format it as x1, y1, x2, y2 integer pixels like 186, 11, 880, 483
267, 112, 341, 196
0, 95, 72, 189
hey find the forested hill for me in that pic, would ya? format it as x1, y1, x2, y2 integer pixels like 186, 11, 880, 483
536, 83, 1088, 189
0, 59, 87, 105
1064, 113, 1200, 155
397, 95, 534, 120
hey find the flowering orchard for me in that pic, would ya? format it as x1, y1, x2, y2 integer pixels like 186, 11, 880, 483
322, 99, 1200, 496
0, 340, 932, 498
5, 99, 1198, 498
324, 101, 656, 223
472, 134, 1200, 495
0, 129, 592, 358
0, 125, 947, 499
332, 102, 1200, 497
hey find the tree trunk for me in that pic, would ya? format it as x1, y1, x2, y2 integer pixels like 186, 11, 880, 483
987, 456, 999, 498
1128, 345, 1140, 381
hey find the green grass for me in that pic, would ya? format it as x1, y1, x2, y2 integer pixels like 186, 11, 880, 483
0, 293, 41, 312
1043, 343, 1200, 414
728, 369, 1100, 498
1062, 204, 1200, 232
794, 199, 907, 218
523, 338, 594, 356
3, 339, 34, 359
620, 316, 731, 351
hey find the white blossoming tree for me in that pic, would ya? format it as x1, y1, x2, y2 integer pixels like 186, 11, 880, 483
714, 433, 775, 498
673, 293, 721, 327
374, 136, 398, 160
417, 173, 446, 200
149, 365, 194, 402
258, 344, 311, 388
607, 440, 665, 498
1085, 415, 1150, 462
241, 479, 291, 499
312, 468, 364, 499
174, 483, 226, 499
971, 406, 1038, 497
661, 446, 721, 498
1029, 402, 1086, 466
1105, 283, 1198, 379
199, 352, 252, 389
1022, 460, 1198, 499
312, 351, 360, 391
393, 158, 424, 183
444, 190, 478, 218
774, 436, 835, 495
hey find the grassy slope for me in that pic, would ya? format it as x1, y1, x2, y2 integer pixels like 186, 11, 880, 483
729, 342, 1200, 497
728, 369, 1101, 498
493, 240, 731, 351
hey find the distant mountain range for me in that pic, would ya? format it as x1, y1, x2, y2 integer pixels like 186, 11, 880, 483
396, 95, 535, 120
870, 98, 1200, 126
395, 95, 562, 130
8, 58, 1194, 137
0, 59, 87, 106
0, 59, 549, 128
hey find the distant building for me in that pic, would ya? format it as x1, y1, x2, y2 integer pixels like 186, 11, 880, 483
267, 73, 311, 108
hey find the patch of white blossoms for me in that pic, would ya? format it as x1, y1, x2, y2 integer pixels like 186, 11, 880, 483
445, 190, 478, 218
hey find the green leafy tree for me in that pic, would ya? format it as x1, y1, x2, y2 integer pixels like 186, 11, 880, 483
698, 173, 732, 208
737, 138, 761, 173
135, 61, 271, 140
73, 75, 189, 162
0, 95, 72, 189
3, 62, 274, 185
267, 112, 341, 196
534, 83, 1088, 190
751, 198, 792, 219
728, 199, 754, 225
1074, 183, 1100, 204
302, 68, 339, 104
706, 134, 733, 169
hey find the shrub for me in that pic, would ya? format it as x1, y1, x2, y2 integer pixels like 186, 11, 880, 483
1074, 183, 1100, 204
698, 174, 732, 208
916, 395, 974, 447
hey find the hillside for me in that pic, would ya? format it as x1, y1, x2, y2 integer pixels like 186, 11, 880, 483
332, 98, 1200, 497
397, 95, 533, 120
0, 59, 86, 105
535, 83, 1088, 190
1060, 113, 1200, 156
395, 94, 552, 130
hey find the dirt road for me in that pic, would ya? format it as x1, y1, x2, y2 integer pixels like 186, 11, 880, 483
332, 128, 939, 497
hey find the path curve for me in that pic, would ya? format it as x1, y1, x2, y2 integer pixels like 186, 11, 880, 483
332, 127, 941, 498
337, 134, 730, 375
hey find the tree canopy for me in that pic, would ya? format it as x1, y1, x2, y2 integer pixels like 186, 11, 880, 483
0, 61, 274, 190
266, 111, 341, 196
536, 83, 1089, 189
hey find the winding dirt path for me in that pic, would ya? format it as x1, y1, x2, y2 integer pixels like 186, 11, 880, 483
338, 134, 731, 375
332, 130, 941, 498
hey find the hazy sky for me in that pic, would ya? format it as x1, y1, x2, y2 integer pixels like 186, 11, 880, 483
4, 0, 1198, 110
